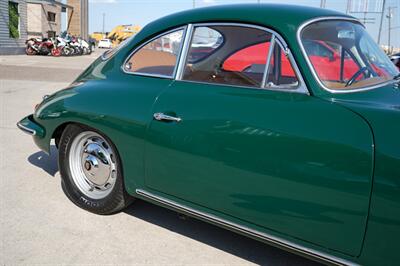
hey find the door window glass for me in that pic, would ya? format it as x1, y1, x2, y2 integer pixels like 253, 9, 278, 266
187, 27, 223, 63
265, 43, 299, 88
125, 29, 184, 77
182, 26, 272, 87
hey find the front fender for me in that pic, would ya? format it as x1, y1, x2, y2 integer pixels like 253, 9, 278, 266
29, 79, 155, 195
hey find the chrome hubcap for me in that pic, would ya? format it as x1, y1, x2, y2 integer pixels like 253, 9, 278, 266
69, 131, 117, 199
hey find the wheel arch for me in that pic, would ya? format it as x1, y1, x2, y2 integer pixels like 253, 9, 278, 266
52, 122, 72, 148
53, 121, 128, 189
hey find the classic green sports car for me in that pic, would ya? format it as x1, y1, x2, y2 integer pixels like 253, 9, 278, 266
18, 4, 400, 265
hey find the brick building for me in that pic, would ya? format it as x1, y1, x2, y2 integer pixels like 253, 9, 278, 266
67, 0, 88, 40
0, 0, 87, 55
27, 0, 64, 39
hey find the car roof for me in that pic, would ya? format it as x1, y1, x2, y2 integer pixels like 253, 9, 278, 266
131, 4, 352, 47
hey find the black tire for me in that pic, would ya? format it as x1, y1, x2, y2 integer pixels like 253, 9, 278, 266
26, 46, 36, 55
58, 124, 133, 214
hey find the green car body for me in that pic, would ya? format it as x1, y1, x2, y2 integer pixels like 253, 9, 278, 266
18, 4, 400, 265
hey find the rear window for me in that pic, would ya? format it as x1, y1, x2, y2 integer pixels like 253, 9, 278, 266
124, 29, 184, 77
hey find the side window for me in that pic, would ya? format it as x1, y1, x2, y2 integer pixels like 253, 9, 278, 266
182, 26, 272, 87
124, 29, 184, 77
222, 42, 269, 75
187, 27, 223, 63
265, 43, 299, 88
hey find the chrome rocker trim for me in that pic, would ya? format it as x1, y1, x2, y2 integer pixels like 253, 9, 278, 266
17, 122, 36, 135
136, 189, 357, 266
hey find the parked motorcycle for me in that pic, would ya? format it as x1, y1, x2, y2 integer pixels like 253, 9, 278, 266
25, 38, 55, 56
25, 32, 92, 57
50, 37, 63, 57
79, 38, 92, 55
69, 37, 83, 55
54, 36, 77, 56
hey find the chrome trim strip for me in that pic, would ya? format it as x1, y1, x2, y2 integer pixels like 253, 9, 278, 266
281, 47, 309, 94
175, 24, 193, 80
169, 78, 305, 93
296, 16, 395, 94
123, 72, 174, 79
136, 189, 357, 266
261, 35, 276, 87
121, 26, 187, 79
191, 22, 289, 50
17, 122, 36, 135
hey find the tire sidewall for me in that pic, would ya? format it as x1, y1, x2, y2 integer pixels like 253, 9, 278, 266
26, 47, 35, 55
59, 124, 127, 214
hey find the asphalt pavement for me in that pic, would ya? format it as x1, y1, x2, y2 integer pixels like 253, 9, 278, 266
0, 50, 320, 265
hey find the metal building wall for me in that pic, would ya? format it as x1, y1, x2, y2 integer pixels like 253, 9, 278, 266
0, 0, 28, 55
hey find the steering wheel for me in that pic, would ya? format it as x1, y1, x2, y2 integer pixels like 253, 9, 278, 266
345, 67, 371, 87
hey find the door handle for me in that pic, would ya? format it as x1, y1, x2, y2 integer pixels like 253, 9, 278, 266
153, 112, 182, 123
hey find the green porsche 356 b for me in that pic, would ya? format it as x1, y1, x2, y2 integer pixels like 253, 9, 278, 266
18, 4, 400, 265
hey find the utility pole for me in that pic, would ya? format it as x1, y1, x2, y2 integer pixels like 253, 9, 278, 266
346, 0, 351, 14
377, 0, 386, 44
102, 13, 105, 35
320, 0, 326, 8
386, 6, 397, 54
257, 0, 260, 3
193, 0, 195, 8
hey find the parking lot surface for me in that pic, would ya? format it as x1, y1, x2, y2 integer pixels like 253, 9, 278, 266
0, 51, 320, 265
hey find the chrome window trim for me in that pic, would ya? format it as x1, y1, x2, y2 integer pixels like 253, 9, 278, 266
278, 48, 309, 94
176, 22, 309, 94
190, 22, 289, 49
261, 35, 276, 87
175, 24, 194, 80
136, 189, 357, 266
121, 26, 187, 79
297, 16, 396, 94
171, 78, 306, 93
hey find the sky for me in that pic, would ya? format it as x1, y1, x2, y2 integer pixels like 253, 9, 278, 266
88, 0, 400, 47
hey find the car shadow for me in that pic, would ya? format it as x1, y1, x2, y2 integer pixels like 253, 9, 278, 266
27, 147, 320, 265
28, 145, 59, 177
124, 201, 321, 265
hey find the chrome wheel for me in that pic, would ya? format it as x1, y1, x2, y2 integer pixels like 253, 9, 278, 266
69, 131, 117, 199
